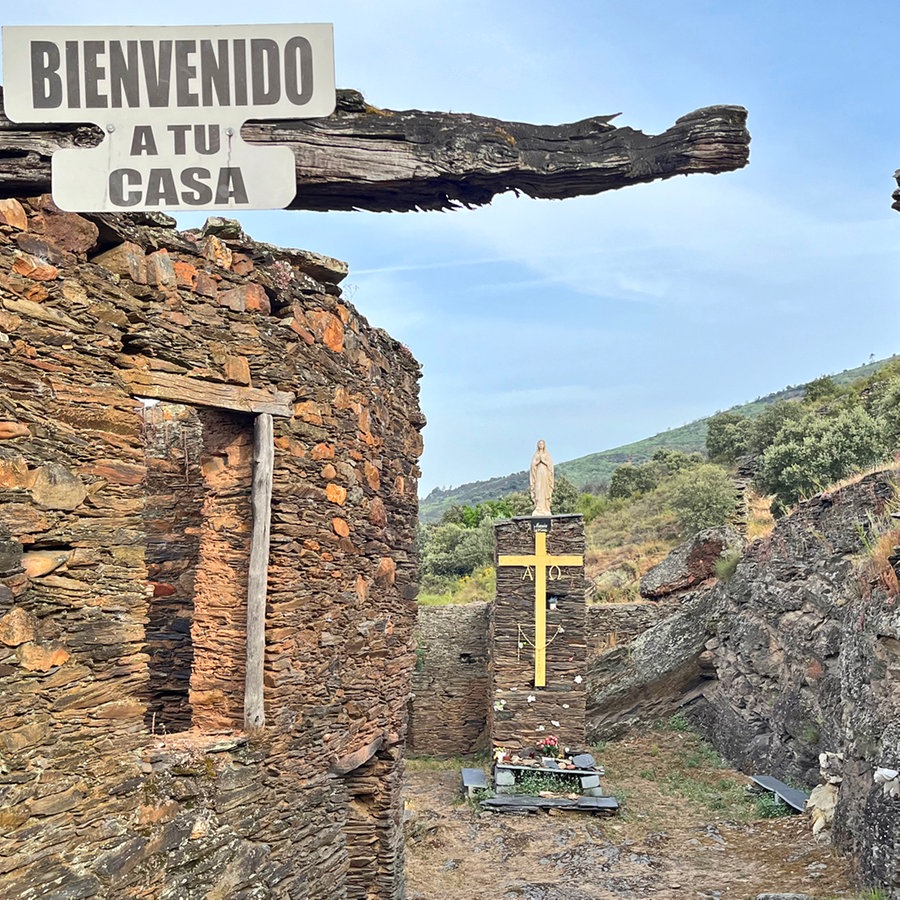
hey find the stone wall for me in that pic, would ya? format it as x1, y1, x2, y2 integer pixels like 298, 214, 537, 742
489, 515, 587, 753
0, 196, 423, 898
408, 602, 490, 756
700, 472, 900, 895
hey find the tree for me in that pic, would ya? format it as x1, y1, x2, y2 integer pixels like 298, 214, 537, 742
875, 376, 900, 450
706, 411, 753, 463
608, 462, 659, 499
651, 448, 704, 476
748, 400, 806, 456
803, 375, 842, 403
668, 464, 738, 535
552, 475, 580, 514
755, 407, 886, 508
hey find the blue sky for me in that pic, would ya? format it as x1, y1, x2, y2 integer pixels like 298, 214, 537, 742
4, 2, 899, 493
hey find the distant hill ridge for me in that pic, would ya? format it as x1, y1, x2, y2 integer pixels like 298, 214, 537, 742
419, 355, 897, 523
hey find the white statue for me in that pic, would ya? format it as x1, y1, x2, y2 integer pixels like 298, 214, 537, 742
529, 439, 554, 516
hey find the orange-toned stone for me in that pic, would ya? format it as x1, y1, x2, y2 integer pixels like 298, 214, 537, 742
202, 235, 233, 269
21, 550, 70, 577
332, 517, 350, 537
0, 198, 28, 231
12, 251, 58, 281
335, 304, 351, 324
219, 283, 270, 315
0, 607, 39, 646
311, 443, 334, 461
231, 252, 254, 276
308, 310, 344, 352
395, 475, 406, 496
321, 463, 337, 480
375, 557, 396, 586
17, 641, 69, 671
326, 483, 347, 505
294, 401, 324, 425
160, 311, 191, 327
80, 460, 147, 485
290, 319, 315, 344
146, 249, 176, 287
224, 356, 251, 385
364, 461, 381, 491
355, 575, 368, 602
173, 260, 199, 289
92, 241, 148, 283
0, 454, 30, 488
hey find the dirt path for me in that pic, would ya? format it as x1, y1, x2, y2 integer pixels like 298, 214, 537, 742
404, 727, 857, 900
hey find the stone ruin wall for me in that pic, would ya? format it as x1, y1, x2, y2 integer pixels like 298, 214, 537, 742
408, 601, 490, 756
0, 195, 423, 899
409, 597, 677, 758
698, 473, 900, 895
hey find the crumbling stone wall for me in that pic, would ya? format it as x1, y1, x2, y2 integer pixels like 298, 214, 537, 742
0, 196, 423, 898
408, 602, 490, 756
701, 473, 900, 895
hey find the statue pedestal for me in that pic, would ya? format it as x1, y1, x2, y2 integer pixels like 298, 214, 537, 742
489, 514, 587, 753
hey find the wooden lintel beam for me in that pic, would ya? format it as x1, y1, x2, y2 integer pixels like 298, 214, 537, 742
0, 88, 750, 213
121, 370, 294, 417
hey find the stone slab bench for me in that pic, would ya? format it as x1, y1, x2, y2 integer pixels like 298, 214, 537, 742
481, 794, 619, 815
461, 767, 488, 797
750, 774, 809, 812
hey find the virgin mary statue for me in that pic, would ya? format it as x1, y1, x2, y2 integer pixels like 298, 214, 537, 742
530, 440, 554, 516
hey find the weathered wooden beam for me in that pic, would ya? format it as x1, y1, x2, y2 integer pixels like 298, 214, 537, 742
245, 412, 273, 730
120, 370, 294, 417
0, 87, 750, 213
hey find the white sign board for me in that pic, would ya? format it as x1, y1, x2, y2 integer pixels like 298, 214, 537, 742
1, 24, 335, 211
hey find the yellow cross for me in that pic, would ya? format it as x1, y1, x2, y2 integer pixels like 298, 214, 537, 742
497, 530, 583, 687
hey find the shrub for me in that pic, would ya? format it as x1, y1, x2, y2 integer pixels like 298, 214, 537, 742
706, 411, 753, 463
668, 464, 739, 535
609, 462, 659, 499
714, 549, 741, 581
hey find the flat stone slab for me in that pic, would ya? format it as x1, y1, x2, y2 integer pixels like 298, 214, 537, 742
481, 794, 619, 815
750, 775, 809, 812
461, 768, 488, 797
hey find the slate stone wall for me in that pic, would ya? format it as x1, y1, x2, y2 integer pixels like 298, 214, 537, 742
586, 600, 676, 657
700, 472, 900, 895
489, 515, 587, 753
408, 602, 490, 756
0, 196, 423, 898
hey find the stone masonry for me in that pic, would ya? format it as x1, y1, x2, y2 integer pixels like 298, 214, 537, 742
408, 602, 489, 756
489, 515, 587, 754
0, 196, 423, 898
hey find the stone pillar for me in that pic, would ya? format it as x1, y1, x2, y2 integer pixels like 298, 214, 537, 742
489, 514, 587, 753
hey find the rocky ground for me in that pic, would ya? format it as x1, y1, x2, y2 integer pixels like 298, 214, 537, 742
404, 726, 859, 900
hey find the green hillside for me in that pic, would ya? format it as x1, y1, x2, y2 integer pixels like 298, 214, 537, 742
419, 355, 897, 523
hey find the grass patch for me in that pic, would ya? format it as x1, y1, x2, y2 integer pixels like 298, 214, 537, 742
418, 566, 496, 605
754, 792, 794, 819
714, 549, 741, 581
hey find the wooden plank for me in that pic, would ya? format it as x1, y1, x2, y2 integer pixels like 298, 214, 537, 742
121, 370, 294, 417
750, 775, 809, 812
0, 88, 750, 213
244, 413, 273, 730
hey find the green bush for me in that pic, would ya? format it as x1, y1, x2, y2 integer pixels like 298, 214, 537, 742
706, 411, 753, 463
668, 464, 738, 535
609, 462, 660, 499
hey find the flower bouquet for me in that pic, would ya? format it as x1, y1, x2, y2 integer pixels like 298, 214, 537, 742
536, 734, 561, 759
